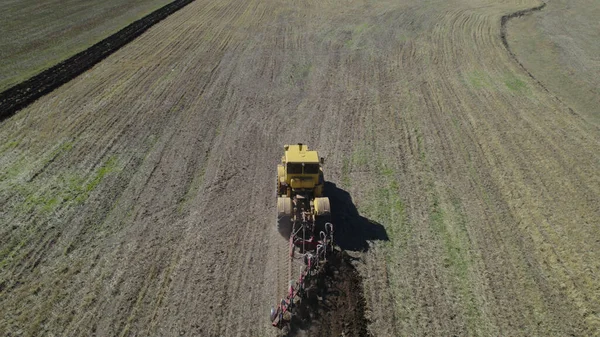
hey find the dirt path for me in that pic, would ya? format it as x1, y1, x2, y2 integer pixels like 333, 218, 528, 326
0, 0, 598, 336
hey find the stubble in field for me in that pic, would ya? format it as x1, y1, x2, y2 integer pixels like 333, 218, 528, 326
0, 0, 599, 336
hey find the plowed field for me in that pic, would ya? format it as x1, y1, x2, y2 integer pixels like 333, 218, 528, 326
1, 0, 598, 336
0, 0, 172, 91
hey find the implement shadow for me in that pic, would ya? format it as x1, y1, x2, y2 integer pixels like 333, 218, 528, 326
325, 182, 389, 252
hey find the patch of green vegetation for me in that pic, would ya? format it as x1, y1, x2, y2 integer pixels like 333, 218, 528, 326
348, 142, 412, 329
396, 33, 412, 43
56, 140, 74, 154
466, 70, 492, 89
351, 142, 407, 246
504, 75, 528, 92
287, 61, 313, 84
354, 23, 369, 34
296, 62, 312, 79
362, 163, 401, 219
351, 142, 369, 168
1, 155, 120, 268
0, 140, 19, 154
145, 134, 158, 147
344, 37, 356, 49
413, 115, 484, 332
341, 157, 351, 189
344, 22, 371, 50
0, 157, 27, 182
367, 176, 406, 244
0, 235, 27, 269
34, 140, 74, 175
429, 191, 482, 333
13, 155, 119, 216
81, 156, 118, 195
413, 127, 426, 161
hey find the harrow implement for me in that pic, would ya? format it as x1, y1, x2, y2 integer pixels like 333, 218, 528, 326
271, 216, 334, 327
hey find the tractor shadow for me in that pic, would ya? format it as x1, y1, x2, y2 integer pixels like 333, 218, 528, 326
325, 182, 389, 252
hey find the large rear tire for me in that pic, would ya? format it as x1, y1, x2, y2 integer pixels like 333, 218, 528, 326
277, 197, 293, 239
314, 197, 331, 216
314, 197, 331, 232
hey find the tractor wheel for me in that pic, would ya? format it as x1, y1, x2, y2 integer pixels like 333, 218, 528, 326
277, 197, 293, 239
277, 215, 293, 239
314, 197, 331, 232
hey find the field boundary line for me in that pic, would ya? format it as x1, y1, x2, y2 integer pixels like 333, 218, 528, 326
0, 0, 196, 122
499, 2, 584, 118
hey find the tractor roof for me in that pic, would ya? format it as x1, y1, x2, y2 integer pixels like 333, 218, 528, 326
284, 144, 319, 163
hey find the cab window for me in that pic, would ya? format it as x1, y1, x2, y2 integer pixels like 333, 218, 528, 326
287, 163, 302, 174
304, 164, 319, 174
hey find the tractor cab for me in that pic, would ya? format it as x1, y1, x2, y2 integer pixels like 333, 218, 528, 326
277, 143, 324, 197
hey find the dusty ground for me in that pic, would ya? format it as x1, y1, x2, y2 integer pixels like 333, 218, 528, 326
0, 0, 599, 336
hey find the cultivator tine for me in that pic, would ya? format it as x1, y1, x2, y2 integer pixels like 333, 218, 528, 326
319, 231, 327, 260
316, 243, 323, 263
326, 222, 334, 252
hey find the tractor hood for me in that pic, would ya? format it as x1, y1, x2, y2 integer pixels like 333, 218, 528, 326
284, 143, 320, 163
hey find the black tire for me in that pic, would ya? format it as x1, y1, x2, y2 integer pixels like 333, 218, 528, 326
277, 215, 293, 239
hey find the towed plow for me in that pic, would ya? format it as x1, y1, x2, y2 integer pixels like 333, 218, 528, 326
270, 206, 334, 327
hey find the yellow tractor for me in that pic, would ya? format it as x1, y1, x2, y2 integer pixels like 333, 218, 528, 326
271, 143, 334, 327
276, 143, 331, 239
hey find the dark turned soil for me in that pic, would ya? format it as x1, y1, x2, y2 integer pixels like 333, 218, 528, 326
284, 250, 370, 337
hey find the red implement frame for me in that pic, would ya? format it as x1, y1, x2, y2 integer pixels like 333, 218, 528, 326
271, 222, 333, 327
